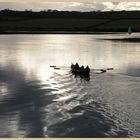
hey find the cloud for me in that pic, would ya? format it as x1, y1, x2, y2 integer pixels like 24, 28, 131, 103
0, 2, 33, 10
0, 0, 139, 2
0, 2, 140, 11
62, 2, 107, 11
0, 2, 99, 11
116, 2, 140, 11
101, 2, 140, 11
0, 0, 100, 2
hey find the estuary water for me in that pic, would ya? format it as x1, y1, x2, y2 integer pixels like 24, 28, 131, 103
0, 34, 140, 137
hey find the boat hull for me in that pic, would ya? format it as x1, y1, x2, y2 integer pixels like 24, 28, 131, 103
71, 69, 89, 76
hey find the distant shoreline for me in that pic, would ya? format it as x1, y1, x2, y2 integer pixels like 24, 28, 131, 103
0, 31, 127, 35
1, 10, 140, 33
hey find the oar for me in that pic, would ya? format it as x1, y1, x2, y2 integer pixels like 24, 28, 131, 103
54, 67, 61, 69
50, 65, 114, 71
106, 68, 114, 70
54, 67, 114, 72
91, 68, 114, 71
54, 67, 70, 70
50, 65, 69, 68
50, 65, 57, 67
51, 65, 113, 70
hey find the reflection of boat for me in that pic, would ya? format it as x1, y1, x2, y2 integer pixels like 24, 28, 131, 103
128, 26, 132, 35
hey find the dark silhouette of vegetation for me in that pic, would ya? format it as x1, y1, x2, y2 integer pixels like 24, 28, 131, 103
0, 9, 140, 33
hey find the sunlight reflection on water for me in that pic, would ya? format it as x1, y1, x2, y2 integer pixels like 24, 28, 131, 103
0, 34, 140, 137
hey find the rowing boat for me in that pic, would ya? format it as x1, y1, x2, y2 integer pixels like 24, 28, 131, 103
71, 67, 90, 76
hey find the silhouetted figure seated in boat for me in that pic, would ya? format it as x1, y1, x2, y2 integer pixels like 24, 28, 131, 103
71, 63, 75, 69
80, 65, 84, 71
71, 63, 90, 76
84, 65, 90, 75
75, 62, 80, 70
71, 62, 80, 73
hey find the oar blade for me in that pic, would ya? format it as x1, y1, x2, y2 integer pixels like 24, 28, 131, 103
50, 65, 56, 67
107, 68, 114, 70
54, 67, 61, 69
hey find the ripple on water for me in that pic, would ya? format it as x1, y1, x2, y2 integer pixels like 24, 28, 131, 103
0, 66, 140, 137
44, 72, 140, 137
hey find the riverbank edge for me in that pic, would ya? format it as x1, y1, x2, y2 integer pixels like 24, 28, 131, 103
0, 31, 128, 35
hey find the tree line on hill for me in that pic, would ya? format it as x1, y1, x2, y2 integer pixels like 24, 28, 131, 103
1, 9, 140, 19
0, 9, 140, 33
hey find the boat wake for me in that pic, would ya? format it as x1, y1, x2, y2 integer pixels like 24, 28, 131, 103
0, 67, 140, 137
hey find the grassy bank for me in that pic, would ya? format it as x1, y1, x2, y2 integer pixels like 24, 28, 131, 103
0, 10, 140, 33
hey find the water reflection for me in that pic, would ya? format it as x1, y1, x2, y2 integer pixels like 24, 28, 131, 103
47, 104, 129, 137
0, 66, 57, 137
0, 34, 140, 137
0, 34, 140, 76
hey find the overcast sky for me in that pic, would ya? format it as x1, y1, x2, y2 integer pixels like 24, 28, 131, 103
0, 1, 140, 11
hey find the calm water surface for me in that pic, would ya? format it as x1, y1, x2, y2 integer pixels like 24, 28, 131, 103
0, 34, 140, 137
